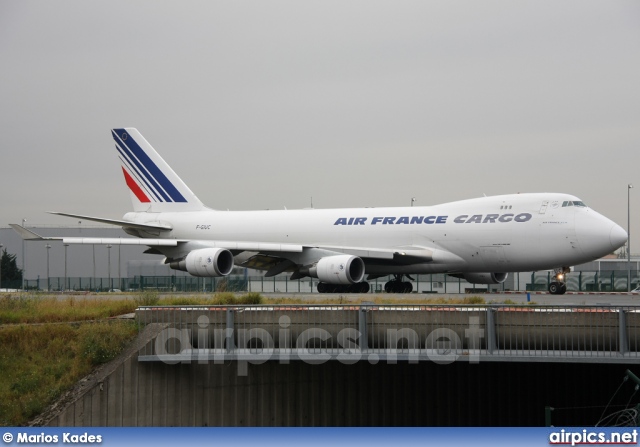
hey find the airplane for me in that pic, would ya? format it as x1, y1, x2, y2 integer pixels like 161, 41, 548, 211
11, 128, 628, 295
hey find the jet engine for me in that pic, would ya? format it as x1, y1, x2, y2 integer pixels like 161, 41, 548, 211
170, 248, 234, 277
309, 255, 365, 285
451, 272, 508, 284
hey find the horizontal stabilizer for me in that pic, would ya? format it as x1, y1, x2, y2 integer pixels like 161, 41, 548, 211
9, 224, 51, 241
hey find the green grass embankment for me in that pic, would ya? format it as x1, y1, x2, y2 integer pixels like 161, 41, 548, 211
0, 320, 137, 426
0, 290, 267, 426
0, 293, 141, 426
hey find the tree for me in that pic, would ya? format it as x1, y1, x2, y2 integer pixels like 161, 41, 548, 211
1, 249, 22, 287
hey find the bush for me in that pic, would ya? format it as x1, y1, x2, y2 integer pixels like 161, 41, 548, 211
164, 297, 202, 306
79, 322, 138, 365
208, 292, 263, 305
133, 290, 159, 306
237, 292, 263, 305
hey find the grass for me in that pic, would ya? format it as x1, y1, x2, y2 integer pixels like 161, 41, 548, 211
158, 291, 264, 306
0, 293, 141, 425
0, 293, 137, 325
0, 290, 265, 425
0, 320, 138, 426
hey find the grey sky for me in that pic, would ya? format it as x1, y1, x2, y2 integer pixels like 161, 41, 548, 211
1, 1, 639, 246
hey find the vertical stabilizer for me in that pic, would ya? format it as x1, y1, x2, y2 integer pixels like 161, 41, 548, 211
112, 128, 208, 212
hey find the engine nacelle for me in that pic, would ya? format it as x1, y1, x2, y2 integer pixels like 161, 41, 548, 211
170, 248, 234, 277
454, 272, 508, 284
310, 255, 365, 285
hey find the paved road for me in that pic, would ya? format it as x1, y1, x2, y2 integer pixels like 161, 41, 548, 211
256, 291, 640, 306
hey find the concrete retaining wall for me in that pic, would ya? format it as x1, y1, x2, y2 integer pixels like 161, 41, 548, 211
44, 354, 638, 426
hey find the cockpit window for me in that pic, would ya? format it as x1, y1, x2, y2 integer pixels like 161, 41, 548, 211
562, 201, 587, 207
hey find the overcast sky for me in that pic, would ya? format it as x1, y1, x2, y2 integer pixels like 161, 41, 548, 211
1, 1, 639, 245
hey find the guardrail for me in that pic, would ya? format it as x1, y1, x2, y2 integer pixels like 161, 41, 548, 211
136, 304, 640, 369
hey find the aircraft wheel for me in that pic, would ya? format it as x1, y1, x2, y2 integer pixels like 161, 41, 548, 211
559, 283, 567, 294
402, 282, 413, 293
549, 282, 559, 295
318, 282, 328, 293
384, 281, 393, 293
359, 282, 370, 293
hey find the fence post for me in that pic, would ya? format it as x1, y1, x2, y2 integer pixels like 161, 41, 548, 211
486, 307, 497, 354
619, 309, 629, 355
579, 272, 582, 291
359, 304, 369, 352
545, 406, 554, 427
226, 308, 235, 352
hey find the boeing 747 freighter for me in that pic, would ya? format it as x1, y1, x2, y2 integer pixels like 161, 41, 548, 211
11, 128, 628, 294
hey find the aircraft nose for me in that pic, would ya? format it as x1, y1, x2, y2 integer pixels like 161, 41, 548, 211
609, 223, 628, 251
575, 212, 627, 259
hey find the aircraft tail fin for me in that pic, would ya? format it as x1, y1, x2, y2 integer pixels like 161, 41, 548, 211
111, 128, 209, 212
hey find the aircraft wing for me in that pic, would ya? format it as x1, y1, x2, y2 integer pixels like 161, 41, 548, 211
10, 224, 304, 252
314, 245, 434, 262
9, 224, 179, 246
237, 244, 439, 278
11, 224, 447, 280
11, 224, 440, 260
48, 212, 172, 231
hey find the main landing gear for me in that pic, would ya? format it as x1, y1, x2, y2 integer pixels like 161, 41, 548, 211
316, 275, 415, 294
317, 282, 370, 293
549, 267, 570, 295
384, 275, 414, 294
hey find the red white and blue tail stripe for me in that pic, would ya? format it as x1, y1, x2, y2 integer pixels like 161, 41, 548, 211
112, 128, 207, 212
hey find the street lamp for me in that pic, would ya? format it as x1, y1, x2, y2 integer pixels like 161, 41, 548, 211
629, 184, 633, 292
0, 243, 4, 291
64, 243, 69, 292
118, 245, 121, 291
92, 245, 96, 292
107, 244, 113, 291
45, 244, 51, 292
22, 218, 26, 290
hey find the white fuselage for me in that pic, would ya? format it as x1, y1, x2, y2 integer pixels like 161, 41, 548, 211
124, 192, 627, 275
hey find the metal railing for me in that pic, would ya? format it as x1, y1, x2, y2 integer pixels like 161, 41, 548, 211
136, 304, 640, 368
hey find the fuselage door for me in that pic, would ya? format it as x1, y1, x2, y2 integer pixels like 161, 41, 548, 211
539, 201, 549, 214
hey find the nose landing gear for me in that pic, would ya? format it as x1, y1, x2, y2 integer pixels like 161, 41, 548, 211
549, 267, 570, 295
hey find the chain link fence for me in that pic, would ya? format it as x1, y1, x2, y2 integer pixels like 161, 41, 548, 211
10, 269, 638, 293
